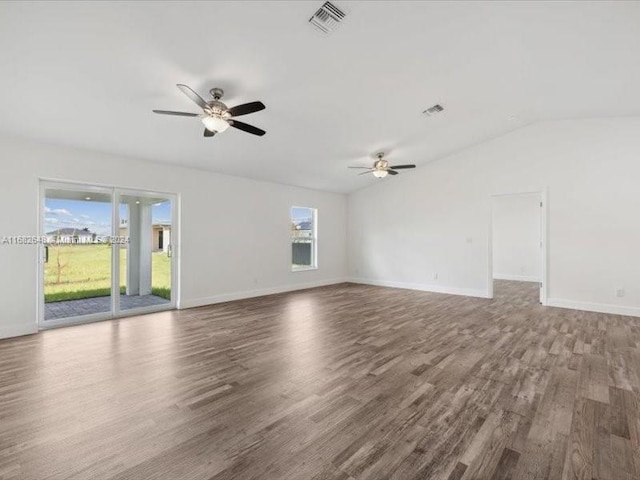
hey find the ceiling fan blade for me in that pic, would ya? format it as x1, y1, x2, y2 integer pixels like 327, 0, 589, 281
204, 128, 216, 137
388, 170, 399, 175
227, 101, 266, 117
358, 170, 374, 175
153, 110, 199, 117
348, 166, 373, 169
229, 120, 266, 136
176, 84, 209, 111
389, 164, 416, 169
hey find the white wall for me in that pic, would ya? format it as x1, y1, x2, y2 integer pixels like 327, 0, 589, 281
492, 193, 541, 282
0, 136, 347, 339
348, 118, 640, 317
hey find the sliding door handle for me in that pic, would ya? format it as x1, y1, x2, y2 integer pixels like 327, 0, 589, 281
167, 244, 172, 258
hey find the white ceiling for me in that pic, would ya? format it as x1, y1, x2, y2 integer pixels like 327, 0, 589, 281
1, 1, 639, 193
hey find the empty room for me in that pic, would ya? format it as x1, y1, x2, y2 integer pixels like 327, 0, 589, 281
1, 1, 639, 479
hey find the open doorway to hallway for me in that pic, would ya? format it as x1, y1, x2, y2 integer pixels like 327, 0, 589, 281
490, 191, 546, 305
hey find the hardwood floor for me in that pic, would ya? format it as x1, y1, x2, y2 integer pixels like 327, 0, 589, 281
1, 281, 640, 479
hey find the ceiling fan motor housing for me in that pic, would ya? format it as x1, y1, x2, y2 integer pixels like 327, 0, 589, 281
206, 99, 230, 117
374, 159, 389, 170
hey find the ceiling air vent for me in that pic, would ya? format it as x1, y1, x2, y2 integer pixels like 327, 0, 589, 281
423, 104, 445, 116
309, 1, 346, 34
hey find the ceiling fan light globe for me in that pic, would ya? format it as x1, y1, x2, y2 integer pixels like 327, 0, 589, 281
202, 115, 230, 133
372, 170, 388, 178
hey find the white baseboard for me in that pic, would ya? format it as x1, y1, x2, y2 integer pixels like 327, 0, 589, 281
546, 298, 640, 318
347, 277, 489, 299
0, 323, 38, 340
493, 273, 540, 282
179, 278, 349, 309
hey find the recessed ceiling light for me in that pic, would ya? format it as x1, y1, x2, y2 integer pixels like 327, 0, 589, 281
85, 196, 91, 200
135, 201, 140, 204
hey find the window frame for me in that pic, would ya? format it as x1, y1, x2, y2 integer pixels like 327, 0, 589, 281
290, 206, 318, 272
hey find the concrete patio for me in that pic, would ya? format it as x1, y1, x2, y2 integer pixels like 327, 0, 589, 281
45, 294, 170, 320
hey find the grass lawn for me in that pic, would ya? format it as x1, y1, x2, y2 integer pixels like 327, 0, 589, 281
45, 244, 171, 302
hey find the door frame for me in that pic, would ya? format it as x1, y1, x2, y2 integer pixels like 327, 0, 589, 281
487, 188, 548, 304
37, 179, 180, 330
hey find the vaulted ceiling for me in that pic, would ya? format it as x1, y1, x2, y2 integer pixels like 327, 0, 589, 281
1, 1, 639, 193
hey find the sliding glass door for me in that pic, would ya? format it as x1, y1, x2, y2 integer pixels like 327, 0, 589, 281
117, 191, 173, 313
42, 185, 114, 322
39, 181, 177, 328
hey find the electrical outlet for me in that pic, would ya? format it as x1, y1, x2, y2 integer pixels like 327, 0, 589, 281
616, 288, 625, 298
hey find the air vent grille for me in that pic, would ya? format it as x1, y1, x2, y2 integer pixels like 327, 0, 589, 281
309, 1, 346, 34
423, 104, 445, 116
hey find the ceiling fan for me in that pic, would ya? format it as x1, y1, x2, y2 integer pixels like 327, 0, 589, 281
349, 152, 416, 178
153, 84, 266, 138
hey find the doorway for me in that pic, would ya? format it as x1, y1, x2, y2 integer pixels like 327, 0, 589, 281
39, 181, 178, 328
488, 190, 547, 304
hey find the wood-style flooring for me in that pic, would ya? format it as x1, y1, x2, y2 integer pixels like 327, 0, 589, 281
1, 281, 640, 479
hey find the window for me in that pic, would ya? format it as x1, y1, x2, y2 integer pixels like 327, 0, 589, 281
291, 206, 317, 271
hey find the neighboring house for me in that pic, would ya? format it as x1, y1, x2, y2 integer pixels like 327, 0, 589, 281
46, 227, 95, 244
119, 220, 171, 252
152, 223, 171, 252
292, 220, 312, 241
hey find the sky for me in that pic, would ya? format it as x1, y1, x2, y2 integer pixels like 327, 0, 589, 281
44, 199, 172, 235
291, 207, 314, 226
45, 202, 309, 234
